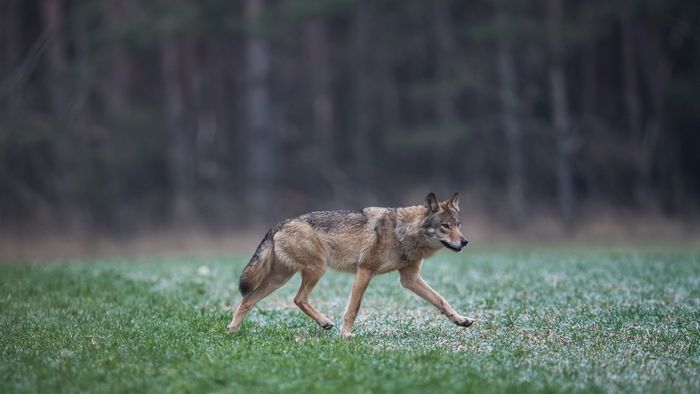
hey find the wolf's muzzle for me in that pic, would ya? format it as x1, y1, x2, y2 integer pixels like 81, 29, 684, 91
441, 240, 466, 252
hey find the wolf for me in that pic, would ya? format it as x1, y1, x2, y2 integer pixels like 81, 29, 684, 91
227, 192, 474, 337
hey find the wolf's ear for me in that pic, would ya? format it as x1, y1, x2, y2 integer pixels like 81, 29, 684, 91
424, 192, 440, 213
447, 192, 459, 212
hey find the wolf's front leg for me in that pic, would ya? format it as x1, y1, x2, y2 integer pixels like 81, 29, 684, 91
341, 267, 373, 337
399, 264, 474, 327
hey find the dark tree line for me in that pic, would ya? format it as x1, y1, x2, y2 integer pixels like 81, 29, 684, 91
1, 0, 699, 234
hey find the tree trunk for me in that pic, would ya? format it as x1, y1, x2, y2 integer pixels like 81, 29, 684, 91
305, 18, 335, 186
190, 43, 217, 184
380, 65, 400, 141
244, 0, 275, 221
160, 38, 196, 220
581, 20, 597, 121
1, 0, 21, 84
638, 23, 670, 211
496, 4, 525, 225
100, 2, 131, 116
40, 0, 67, 117
351, 0, 373, 200
547, 0, 575, 228
378, 62, 401, 205
433, 0, 457, 178
580, 28, 599, 201
621, 8, 642, 138
70, 1, 98, 136
620, 6, 650, 207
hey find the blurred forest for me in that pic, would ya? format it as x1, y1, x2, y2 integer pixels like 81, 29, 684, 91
1, 0, 700, 238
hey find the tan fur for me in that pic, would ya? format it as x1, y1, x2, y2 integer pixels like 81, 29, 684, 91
227, 192, 474, 337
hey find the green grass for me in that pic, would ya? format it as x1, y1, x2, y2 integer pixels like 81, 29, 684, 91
1, 249, 699, 393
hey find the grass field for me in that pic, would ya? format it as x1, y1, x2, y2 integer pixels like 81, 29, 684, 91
1, 249, 699, 393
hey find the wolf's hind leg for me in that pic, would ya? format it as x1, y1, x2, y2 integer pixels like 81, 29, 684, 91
227, 265, 294, 333
294, 266, 334, 329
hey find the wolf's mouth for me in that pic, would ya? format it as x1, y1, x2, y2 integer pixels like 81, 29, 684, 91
440, 240, 462, 252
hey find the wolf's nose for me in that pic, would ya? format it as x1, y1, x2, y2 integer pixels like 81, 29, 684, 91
460, 239, 469, 247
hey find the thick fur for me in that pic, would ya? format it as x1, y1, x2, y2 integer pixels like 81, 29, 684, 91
229, 192, 473, 336
239, 229, 273, 297
238, 219, 290, 297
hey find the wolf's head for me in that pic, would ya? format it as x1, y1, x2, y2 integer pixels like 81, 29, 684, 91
422, 192, 469, 252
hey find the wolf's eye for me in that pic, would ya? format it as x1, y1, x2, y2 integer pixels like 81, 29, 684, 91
440, 223, 450, 230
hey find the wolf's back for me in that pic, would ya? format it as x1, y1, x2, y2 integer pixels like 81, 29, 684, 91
239, 229, 274, 296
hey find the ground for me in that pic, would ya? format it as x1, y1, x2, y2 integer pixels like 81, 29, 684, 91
1, 248, 699, 393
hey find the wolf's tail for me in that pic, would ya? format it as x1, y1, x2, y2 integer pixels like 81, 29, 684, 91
239, 229, 275, 297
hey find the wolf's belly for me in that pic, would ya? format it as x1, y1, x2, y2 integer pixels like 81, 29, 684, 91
325, 251, 362, 273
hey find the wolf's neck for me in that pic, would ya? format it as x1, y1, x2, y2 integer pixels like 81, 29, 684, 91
394, 205, 440, 262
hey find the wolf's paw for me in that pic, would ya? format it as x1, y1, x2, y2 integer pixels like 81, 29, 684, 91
455, 316, 475, 328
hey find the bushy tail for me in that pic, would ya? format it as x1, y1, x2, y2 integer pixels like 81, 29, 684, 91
239, 230, 274, 297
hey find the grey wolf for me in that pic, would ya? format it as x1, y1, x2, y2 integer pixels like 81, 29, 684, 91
227, 192, 473, 337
